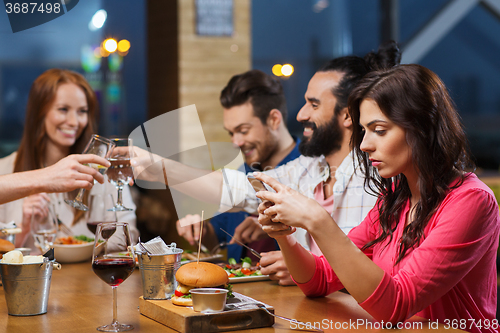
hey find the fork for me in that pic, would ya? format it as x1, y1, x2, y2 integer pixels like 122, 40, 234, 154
210, 241, 227, 255
253, 304, 323, 332
227, 303, 323, 332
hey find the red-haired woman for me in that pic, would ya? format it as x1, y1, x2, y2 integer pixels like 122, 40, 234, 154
0, 69, 138, 249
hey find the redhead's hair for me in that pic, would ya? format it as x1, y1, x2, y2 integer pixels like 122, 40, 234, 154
14, 68, 97, 172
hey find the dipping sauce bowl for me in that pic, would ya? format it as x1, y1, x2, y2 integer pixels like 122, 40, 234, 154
190, 288, 229, 312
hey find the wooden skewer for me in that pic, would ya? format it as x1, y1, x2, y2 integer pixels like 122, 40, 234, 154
197, 211, 204, 264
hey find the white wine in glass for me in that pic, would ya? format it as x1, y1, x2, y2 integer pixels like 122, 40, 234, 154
64, 134, 115, 211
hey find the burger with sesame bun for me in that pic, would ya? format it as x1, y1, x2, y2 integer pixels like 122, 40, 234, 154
172, 262, 231, 307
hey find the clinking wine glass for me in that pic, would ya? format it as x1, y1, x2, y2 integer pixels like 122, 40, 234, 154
31, 205, 58, 254
107, 138, 134, 212
64, 134, 115, 211
92, 222, 135, 332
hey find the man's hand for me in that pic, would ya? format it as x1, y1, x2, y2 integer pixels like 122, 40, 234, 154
176, 214, 204, 246
40, 154, 110, 193
231, 216, 269, 244
259, 251, 296, 286
130, 146, 165, 183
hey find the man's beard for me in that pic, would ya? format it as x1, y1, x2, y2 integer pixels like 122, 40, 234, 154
298, 115, 343, 157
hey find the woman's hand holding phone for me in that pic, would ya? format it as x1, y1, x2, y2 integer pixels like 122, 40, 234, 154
247, 175, 267, 193
248, 174, 294, 238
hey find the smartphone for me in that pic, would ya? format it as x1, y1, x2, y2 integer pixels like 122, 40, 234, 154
247, 175, 268, 193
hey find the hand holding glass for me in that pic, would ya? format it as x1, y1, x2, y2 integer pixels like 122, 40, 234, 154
92, 222, 135, 332
64, 135, 115, 211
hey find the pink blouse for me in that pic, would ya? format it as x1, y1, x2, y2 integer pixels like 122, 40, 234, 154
296, 174, 500, 333
308, 182, 335, 256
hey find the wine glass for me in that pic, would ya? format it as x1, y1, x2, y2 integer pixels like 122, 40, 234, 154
107, 138, 134, 211
31, 205, 58, 254
65, 134, 115, 211
92, 222, 135, 332
87, 194, 118, 234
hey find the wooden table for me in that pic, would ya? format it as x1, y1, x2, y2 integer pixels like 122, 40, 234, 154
0, 262, 462, 333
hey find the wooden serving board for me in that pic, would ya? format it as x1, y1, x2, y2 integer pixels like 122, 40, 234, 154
139, 294, 275, 333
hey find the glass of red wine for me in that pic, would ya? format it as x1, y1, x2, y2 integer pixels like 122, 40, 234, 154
92, 222, 135, 332
107, 138, 134, 212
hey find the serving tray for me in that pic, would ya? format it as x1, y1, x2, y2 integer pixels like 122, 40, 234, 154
139, 292, 275, 333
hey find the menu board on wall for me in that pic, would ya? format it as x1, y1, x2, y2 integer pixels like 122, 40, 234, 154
195, 0, 233, 36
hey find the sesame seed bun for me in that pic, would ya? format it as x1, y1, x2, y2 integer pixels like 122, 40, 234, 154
0, 239, 15, 259
176, 262, 229, 288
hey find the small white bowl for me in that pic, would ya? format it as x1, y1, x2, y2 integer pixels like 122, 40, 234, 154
191, 288, 229, 312
52, 242, 94, 263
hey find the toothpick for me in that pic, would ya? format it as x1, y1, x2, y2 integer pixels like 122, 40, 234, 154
197, 211, 204, 263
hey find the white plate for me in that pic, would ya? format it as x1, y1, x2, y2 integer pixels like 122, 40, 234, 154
229, 274, 270, 283
52, 242, 94, 263
181, 254, 223, 265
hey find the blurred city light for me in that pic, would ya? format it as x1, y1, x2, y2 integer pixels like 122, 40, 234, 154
272, 64, 283, 76
81, 45, 101, 73
100, 45, 110, 57
117, 39, 131, 53
93, 47, 102, 58
88, 9, 107, 31
103, 38, 118, 53
281, 64, 294, 76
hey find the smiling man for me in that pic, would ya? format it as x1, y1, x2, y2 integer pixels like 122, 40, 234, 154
176, 70, 301, 261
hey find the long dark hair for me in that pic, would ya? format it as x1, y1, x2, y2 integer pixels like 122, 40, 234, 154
348, 64, 474, 264
14, 68, 98, 224
318, 40, 401, 117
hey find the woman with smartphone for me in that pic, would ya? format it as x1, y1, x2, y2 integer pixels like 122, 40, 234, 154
254, 64, 499, 332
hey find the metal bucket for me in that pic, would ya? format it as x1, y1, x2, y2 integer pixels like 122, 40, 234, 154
0, 231, 16, 245
0, 260, 56, 316
137, 249, 183, 300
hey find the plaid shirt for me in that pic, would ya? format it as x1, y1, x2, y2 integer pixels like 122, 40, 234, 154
219, 153, 378, 250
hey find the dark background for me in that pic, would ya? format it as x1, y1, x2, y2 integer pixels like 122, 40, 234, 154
1, 0, 499, 170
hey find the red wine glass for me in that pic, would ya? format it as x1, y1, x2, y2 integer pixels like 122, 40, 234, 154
92, 222, 135, 332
